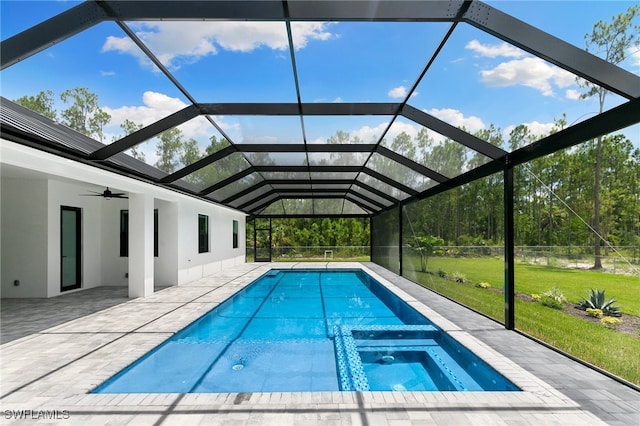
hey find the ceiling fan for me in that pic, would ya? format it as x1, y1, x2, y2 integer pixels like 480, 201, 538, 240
81, 187, 128, 199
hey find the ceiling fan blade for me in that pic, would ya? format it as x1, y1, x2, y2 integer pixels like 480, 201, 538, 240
79, 187, 128, 198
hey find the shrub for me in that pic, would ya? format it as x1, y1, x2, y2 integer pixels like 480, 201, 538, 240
475, 282, 491, 289
540, 296, 564, 310
452, 271, 466, 283
531, 294, 541, 302
539, 287, 566, 310
600, 317, 623, 328
586, 308, 603, 318
578, 289, 622, 317
437, 269, 447, 278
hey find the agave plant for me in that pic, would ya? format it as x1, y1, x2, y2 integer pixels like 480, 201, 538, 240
578, 289, 621, 317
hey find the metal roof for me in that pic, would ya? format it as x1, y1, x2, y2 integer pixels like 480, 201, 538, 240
1, 0, 639, 218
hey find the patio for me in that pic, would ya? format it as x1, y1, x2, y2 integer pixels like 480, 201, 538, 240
1, 263, 637, 425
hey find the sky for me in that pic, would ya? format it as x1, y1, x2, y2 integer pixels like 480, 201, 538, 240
1, 0, 639, 169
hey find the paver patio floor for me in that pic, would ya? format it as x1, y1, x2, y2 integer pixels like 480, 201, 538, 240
1, 262, 638, 425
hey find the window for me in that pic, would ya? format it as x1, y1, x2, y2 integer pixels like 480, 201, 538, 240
120, 210, 128, 257
154, 209, 159, 257
198, 214, 209, 253
233, 220, 239, 248
120, 209, 158, 257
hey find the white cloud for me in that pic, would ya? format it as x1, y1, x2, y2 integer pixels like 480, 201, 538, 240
102, 22, 334, 70
465, 39, 525, 58
351, 122, 390, 144
504, 121, 556, 139
480, 57, 575, 97
332, 97, 343, 103
426, 108, 486, 134
388, 86, 408, 98
388, 85, 418, 99
100, 70, 116, 77
565, 89, 582, 100
103, 91, 236, 146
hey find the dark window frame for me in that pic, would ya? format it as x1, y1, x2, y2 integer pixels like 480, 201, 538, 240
232, 220, 239, 249
198, 214, 209, 253
120, 209, 158, 257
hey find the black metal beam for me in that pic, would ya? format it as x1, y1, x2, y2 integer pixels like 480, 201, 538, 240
361, 168, 419, 197
504, 163, 515, 330
237, 187, 386, 211
376, 145, 448, 183
105, 0, 287, 20
211, 163, 405, 204
244, 194, 282, 214
257, 165, 363, 173
199, 168, 254, 195
375, 160, 505, 217
509, 99, 640, 167
344, 195, 377, 214
90, 105, 200, 160
286, 0, 466, 21
402, 105, 507, 160
352, 181, 400, 204
199, 103, 401, 115
160, 145, 238, 184
463, 2, 640, 99
398, 202, 404, 276
252, 213, 369, 219
245, 193, 380, 215
233, 144, 377, 153
220, 180, 272, 204
106, 0, 464, 21
221, 179, 358, 204
1, 1, 108, 69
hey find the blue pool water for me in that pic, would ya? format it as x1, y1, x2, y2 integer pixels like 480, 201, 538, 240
94, 269, 518, 393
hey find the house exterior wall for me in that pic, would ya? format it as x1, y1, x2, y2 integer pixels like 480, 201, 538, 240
1, 140, 247, 298
154, 199, 179, 287
176, 197, 246, 285
46, 180, 104, 297
1, 178, 48, 297
100, 196, 129, 286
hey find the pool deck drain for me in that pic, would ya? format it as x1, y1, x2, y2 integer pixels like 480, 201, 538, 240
1, 262, 638, 425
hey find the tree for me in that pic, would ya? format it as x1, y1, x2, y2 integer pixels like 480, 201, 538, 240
578, 5, 639, 268
407, 235, 444, 273
60, 87, 111, 142
14, 90, 57, 120
116, 119, 146, 162
155, 127, 184, 173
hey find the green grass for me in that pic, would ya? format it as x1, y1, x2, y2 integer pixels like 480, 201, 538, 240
404, 256, 640, 385
425, 256, 640, 315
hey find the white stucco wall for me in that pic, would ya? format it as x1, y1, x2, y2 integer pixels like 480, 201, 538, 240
154, 199, 179, 287
177, 197, 246, 285
46, 180, 104, 297
1, 178, 48, 297
100, 195, 129, 286
1, 140, 247, 298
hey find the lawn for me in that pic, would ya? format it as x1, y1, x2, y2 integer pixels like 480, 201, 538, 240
424, 256, 640, 315
404, 255, 640, 385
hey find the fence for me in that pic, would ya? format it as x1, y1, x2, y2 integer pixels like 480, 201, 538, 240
430, 245, 640, 275
245, 246, 370, 261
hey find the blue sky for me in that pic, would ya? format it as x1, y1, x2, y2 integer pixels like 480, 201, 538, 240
1, 0, 638, 168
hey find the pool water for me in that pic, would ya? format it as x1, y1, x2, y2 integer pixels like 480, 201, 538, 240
94, 269, 518, 393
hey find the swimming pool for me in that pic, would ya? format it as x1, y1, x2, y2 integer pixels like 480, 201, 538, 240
94, 269, 518, 393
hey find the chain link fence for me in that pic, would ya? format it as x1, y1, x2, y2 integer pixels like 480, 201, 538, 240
432, 245, 640, 276
246, 246, 370, 262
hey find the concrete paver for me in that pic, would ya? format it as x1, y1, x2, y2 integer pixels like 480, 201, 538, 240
1, 262, 637, 425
